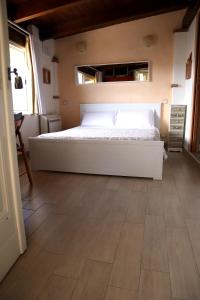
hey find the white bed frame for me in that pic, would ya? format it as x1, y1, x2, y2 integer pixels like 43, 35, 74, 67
29, 103, 164, 180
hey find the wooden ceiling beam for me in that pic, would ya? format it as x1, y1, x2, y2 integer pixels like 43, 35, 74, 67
8, 0, 85, 23
182, 0, 200, 29
40, 2, 188, 40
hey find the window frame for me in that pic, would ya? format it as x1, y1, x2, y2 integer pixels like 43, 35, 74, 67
9, 42, 32, 115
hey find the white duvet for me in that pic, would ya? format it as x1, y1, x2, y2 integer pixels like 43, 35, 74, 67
38, 126, 160, 141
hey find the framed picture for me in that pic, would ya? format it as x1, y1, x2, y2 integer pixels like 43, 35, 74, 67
43, 68, 51, 84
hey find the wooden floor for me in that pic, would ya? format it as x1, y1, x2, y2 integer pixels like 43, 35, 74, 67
1, 152, 200, 299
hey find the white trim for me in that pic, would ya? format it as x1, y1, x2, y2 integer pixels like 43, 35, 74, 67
0, 0, 26, 254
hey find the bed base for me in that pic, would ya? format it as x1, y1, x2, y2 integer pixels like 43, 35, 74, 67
29, 138, 164, 180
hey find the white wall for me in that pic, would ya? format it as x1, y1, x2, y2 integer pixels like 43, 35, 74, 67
56, 10, 185, 136
21, 30, 60, 150
41, 39, 60, 114
172, 32, 187, 105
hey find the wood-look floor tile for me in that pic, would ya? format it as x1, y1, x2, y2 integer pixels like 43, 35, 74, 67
106, 176, 122, 191
132, 178, 148, 192
142, 215, 168, 272
167, 228, 200, 299
126, 191, 147, 223
110, 223, 144, 291
161, 176, 177, 194
181, 195, 200, 220
54, 188, 89, 217
89, 217, 123, 263
23, 195, 45, 210
138, 270, 171, 300
186, 219, 200, 274
2, 153, 200, 300
23, 208, 34, 221
105, 286, 138, 300
147, 179, 162, 191
119, 177, 135, 192
54, 218, 100, 278
164, 193, 185, 228
25, 204, 54, 237
85, 189, 127, 222
43, 215, 83, 254
18, 215, 70, 268
71, 259, 112, 300
21, 182, 38, 201
94, 174, 109, 187
147, 189, 164, 216
0, 251, 63, 300
37, 274, 76, 300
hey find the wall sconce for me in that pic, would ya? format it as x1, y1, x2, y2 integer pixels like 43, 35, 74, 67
76, 41, 87, 52
143, 35, 157, 47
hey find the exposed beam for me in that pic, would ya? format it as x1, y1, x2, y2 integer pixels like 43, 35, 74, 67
40, 2, 188, 40
8, 0, 84, 23
182, 0, 200, 29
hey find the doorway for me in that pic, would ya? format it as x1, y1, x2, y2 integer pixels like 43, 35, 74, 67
0, 0, 26, 282
190, 13, 200, 158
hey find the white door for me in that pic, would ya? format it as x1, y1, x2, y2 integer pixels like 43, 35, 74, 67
0, 0, 26, 281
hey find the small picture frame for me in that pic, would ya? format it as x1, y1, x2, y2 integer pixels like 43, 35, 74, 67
43, 68, 51, 84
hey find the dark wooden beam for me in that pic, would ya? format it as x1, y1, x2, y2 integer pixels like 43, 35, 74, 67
8, 0, 84, 23
40, 1, 188, 40
182, 0, 200, 29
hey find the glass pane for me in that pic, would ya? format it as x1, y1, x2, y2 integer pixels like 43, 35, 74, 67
9, 45, 29, 113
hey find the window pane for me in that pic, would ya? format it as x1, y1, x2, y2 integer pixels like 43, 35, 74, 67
9, 45, 29, 113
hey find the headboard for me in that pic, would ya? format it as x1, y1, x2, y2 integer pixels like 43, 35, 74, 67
80, 103, 162, 129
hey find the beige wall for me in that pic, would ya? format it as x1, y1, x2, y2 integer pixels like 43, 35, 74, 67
56, 10, 185, 136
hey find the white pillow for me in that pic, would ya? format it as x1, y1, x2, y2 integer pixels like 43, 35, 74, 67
115, 109, 154, 129
81, 111, 116, 127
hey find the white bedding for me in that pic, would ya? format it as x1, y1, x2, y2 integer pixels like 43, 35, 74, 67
38, 126, 160, 141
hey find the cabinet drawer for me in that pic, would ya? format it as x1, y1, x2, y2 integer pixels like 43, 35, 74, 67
168, 136, 183, 142
171, 112, 185, 118
171, 106, 186, 112
169, 131, 183, 138
170, 125, 184, 131
170, 118, 184, 125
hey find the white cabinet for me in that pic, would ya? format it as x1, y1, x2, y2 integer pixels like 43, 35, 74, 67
168, 105, 186, 151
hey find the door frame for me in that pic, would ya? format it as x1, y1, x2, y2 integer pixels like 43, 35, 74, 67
190, 13, 200, 152
0, 0, 26, 257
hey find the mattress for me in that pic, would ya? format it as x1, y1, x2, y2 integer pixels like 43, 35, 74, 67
37, 126, 160, 141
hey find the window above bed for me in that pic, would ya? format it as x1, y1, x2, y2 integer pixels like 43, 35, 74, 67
76, 61, 150, 85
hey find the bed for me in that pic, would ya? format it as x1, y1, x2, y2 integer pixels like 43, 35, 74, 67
29, 103, 164, 180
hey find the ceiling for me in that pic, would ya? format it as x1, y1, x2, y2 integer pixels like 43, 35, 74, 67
6, 0, 200, 40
